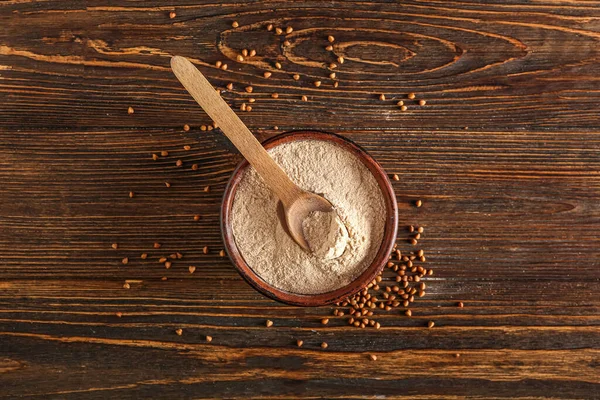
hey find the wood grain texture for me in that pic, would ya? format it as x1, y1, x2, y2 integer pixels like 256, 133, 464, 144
1, 0, 600, 399
2, 1, 600, 130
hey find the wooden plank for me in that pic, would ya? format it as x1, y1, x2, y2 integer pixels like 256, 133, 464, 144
1, 1, 600, 130
2, 128, 599, 287
1, 334, 599, 398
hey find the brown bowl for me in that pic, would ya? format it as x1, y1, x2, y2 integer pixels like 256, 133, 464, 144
221, 130, 398, 306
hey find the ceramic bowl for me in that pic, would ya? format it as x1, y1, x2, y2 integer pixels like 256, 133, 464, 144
221, 130, 398, 306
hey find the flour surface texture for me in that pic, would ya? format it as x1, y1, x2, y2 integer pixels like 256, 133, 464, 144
231, 139, 386, 294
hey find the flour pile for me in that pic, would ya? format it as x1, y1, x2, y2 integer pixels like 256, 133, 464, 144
231, 140, 386, 294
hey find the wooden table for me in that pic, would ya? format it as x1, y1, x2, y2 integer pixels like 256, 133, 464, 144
2, 1, 599, 398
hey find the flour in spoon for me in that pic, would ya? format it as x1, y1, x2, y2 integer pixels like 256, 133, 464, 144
231, 139, 386, 295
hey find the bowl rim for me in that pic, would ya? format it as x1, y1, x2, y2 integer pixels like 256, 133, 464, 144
220, 130, 398, 306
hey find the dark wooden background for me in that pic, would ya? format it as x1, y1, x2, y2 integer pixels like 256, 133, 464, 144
1, 1, 599, 398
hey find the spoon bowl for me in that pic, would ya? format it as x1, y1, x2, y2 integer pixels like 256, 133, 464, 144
283, 190, 334, 251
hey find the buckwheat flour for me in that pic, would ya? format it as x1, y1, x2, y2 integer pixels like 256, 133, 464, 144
302, 210, 349, 260
231, 139, 386, 294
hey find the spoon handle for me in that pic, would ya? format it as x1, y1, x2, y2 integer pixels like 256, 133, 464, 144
170, 56, 300, 205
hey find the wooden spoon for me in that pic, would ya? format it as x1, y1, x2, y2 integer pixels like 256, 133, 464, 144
170, 56, 333, 251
